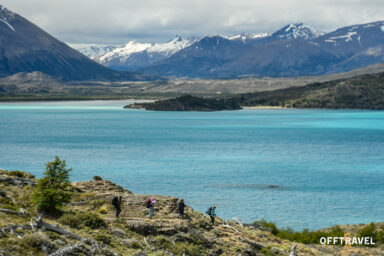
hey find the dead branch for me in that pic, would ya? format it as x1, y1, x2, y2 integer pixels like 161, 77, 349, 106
221, 221, 240, 232
0, 224, 31, 238
0, 208, 26, 216
31, 215, 82, 240
232, 216, 243, 227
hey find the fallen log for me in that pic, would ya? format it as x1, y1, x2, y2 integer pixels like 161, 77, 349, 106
0, 208, 26, 216
48, 239, 118, 256
221, 221, 239, 232
0, 224, 31, 238
31, 215, 82, 240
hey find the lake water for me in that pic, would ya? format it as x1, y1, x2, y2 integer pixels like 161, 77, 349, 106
1, 100, 384, 230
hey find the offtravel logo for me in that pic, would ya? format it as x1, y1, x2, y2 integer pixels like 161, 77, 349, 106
320, 235, 375, 246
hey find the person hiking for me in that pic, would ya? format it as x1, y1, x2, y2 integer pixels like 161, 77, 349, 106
112, 196, 122, 218
206, 205, 216, 225
177, 198, 185, 218
147, 197, 156, 218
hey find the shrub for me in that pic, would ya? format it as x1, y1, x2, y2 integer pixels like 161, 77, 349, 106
0, 196, 18, 210
98, 205, 108, 214
93, 176, 103, 181
58, 211, 107, 229
21, 233, 56, 252
32, 156, 72, 213
260, 247, 278, 256
94, 233, 112, 245
170, 242, 202, 256
376, 228, 384, 244
358, 223, 377, 245
254, 219, 345, 245
7, 170, 25, 178
254, 219, 279, 235
90, 200, 106, 210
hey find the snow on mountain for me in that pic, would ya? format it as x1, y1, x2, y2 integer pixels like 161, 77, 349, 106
325, 31, 357, 44
93, 36, 197, 70
272, 23, 323, 40
0, 5, 16, 32
221, 33, 270, 41
319, 20, 384, 49
147, 36, 195, 56
70, 44, 118, 59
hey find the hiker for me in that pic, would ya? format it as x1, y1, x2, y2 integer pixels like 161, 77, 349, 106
177, 198, 185, 218
146, 197, 156, 218
206, 205, 216, 225
112, 196, 122, 218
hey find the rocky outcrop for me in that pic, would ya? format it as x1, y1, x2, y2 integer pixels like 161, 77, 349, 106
125, 94, 242, 111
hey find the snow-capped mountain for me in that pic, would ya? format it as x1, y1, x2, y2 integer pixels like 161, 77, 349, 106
75, 20, 384, 78
73, 44, 117, 59
140, 21, 384, 78
0, 4, 153, 81
315, 21, 384, 72
94, 36, 197, 70
271, 23, 323, 40
220, 33, 270, 41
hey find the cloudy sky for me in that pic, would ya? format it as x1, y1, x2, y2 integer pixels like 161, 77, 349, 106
2, 0, 384, 45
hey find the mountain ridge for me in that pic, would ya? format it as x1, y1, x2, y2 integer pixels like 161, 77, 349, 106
78, 20, 384, 79
0, 4, 155, 81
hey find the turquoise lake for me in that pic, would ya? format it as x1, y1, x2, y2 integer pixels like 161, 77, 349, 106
1, 100, 384, 230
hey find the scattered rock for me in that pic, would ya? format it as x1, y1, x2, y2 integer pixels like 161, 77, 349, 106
111, 227, 126, 238
54, 239, 66, 246
240, 238, 266, 251
126, 220, 158, 235
271, 246, 281, 254
0, 189, 6, 197
172, 234, 194, 243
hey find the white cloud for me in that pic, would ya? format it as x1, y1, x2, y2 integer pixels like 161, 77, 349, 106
2, 0, 384, 44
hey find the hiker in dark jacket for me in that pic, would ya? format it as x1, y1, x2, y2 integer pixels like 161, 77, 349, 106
206, 205, 216, 225
177, 198, 185, 218
112, 196, 122, 218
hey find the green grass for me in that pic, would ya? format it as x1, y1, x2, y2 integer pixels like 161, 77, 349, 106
58, 211, 107, 229
254, 219, 344, 245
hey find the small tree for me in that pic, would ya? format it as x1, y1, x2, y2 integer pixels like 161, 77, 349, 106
32, 156, 72, 213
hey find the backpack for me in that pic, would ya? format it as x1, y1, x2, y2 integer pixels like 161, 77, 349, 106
205, 207, 212, 215
146, 198, 151, 208
112, 196, 119, 206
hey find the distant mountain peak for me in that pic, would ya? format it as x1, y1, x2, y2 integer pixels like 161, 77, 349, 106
272, 23, 323, 40
221, 33, 270, 41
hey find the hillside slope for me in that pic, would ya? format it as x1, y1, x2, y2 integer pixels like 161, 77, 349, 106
0, 5, 152, 81
236, 72, 384, 110
2, 169, 384, 255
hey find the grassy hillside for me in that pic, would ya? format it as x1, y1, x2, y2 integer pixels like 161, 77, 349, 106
236, 72, 384, 110
1, 168, 384, 255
